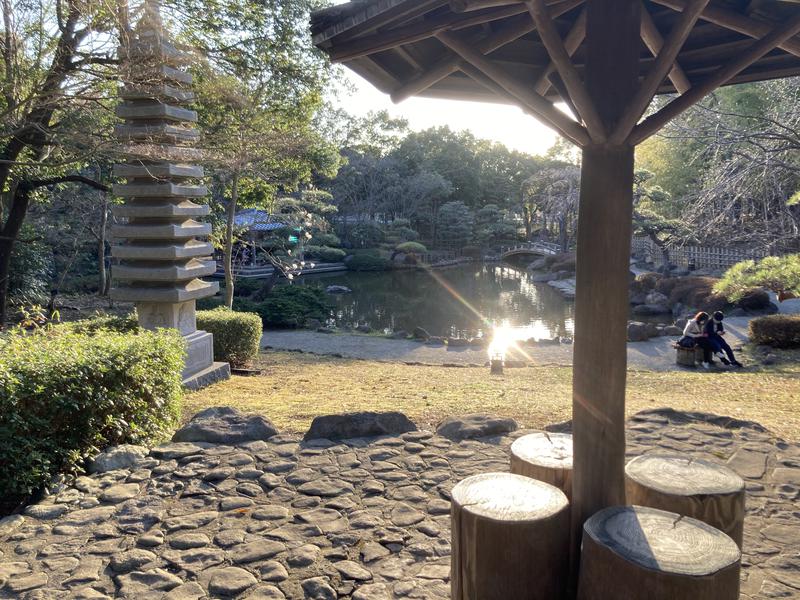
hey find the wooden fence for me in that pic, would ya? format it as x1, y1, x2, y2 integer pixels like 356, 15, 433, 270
631, 236, 771, 271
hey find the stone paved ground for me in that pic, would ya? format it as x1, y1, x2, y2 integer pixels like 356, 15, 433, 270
0, 409, 798, 599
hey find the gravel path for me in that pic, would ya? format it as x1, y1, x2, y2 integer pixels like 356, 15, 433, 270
0, 409, 797, 599
262, 317, 753, 371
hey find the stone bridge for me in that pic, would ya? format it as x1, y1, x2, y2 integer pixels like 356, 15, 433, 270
500, 241, 561, 260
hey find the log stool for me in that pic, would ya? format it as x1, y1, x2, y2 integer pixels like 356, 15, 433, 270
675, 345, 704, 367
577, 505, 741, 600
510, 432, 573, 500
451, 472, 569, 600
625, 454, 745, 547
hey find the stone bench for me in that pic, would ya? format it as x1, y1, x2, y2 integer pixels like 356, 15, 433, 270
625, 454, 746, 548
577, 505, 741, 600
451, 472, 569, 600
510, 432, 573, 500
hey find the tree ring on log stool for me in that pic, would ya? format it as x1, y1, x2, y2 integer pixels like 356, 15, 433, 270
510, 432, 573, 500
577, 505, 741, 600
625, 454, 745, 547
451, 472, 570, 600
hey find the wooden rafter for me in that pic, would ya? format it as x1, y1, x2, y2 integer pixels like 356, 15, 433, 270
652, 0, 800, 58
329, 4, 528, 62
534, 7, 587, 96
436, 29, 591, 145
527, 0, 605, 142
630, 11, 800, 145
639, 5, 691, 94
610, 0, 709, 143
390, 0, 584, 103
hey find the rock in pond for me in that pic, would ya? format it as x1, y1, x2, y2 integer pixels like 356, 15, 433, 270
325, 285, 351, 294
627, 321, 650, 342
412, 327, 430, 340
304, 412, 417, 441
173, 407, 278, 444
436, 414, 518, 441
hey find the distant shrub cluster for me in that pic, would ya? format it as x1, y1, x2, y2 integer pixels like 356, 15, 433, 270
304, 245, 347, 263
345, 252, 392, 271
0, 327, 183, 508
197, 308, 262, 368
234, 285, 332, 328
749, 315, 800, 348
395, 241, 427, 255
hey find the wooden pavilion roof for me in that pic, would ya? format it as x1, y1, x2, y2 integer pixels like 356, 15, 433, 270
312, 1, 800, 109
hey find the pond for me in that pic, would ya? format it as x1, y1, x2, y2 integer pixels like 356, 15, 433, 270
298, 263, 575, 341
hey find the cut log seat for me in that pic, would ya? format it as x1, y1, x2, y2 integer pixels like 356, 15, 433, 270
577, 505, 741, 600
625, 454, 745, 548
510, 432, 573, 500
451, 472, 569, 600
675, 344, 704, 367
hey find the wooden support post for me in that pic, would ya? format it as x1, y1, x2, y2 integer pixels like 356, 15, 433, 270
451, 472, 570, 600
577, 506, 741, 599
571, 0, 640, 581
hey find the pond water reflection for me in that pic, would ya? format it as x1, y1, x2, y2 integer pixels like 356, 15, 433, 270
298, 264, 575, 341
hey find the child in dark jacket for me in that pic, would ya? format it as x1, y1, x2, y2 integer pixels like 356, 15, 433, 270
704, 311, 743, 367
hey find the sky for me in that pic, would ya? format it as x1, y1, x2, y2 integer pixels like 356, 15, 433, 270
328, 21, 561, 157
335, 68, 560, 157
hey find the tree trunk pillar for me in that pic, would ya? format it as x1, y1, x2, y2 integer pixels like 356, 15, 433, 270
571, 0, 641, 578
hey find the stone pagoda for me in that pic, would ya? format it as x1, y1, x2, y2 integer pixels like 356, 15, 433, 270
111, 0, 229, 388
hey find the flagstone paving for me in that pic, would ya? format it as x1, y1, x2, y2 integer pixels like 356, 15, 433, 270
0, 409, 798, 599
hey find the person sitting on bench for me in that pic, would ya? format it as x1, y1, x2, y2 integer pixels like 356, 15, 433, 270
704, 311, 743, 367
680, 312, 714, 369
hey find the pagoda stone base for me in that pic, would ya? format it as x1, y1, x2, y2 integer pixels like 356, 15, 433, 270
138, 300, 196, 335
183, 361, 230, 391
184, 330, 215, 378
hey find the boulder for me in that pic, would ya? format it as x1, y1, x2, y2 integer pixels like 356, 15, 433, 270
645, 291, 669, 305
469, 337, 488, 347
436, 414, 518, 441
355, 324, 372, 334
325, 285, 351, 294
627, 321, 650, 342
305, 318, 322, 330
674, 318, 688, 330
89, 445, 149, 474
412, 327, 430, 340
560, 336, 573, 344
426, 336, 445, 346
317, 327, 335, 334
527, 257, 549, 271
727, 308, 747, 318
447, 337, 469, 347
173, 407, 278, 444
388, 330, 408, 340
664, 325, 683, 336
304, 411, 417, 441
633, 303, 671, 316
532, 272, 555, 283
629, 291, 648, 305
644, 323, 660, 338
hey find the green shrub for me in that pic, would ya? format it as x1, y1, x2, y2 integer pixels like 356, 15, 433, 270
345, 253, 391, 272
62, 312, 139, 334
749, 315, 800, 348
256, 285, 332, 328
233, 278, 263, 297
309, 232, 341, 247
656, 276, 728, 311
197, 296, 224, 310
0, 328, 183, 504
396, 241, 427, 254
197, 308, 262, 368
715, 254, 800, 301
636, 272, 663, 290
304, 245, 347, 263
461, 245, 482, 259
549, 252, 576, 273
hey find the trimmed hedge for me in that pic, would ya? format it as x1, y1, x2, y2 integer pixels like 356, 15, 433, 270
396, 241, 427, 254
197, 308, 262, 368
304, 245, 347, 263
0, 328, 184, 506
749, 315, 800, 348
62, 312, 139, 334
345, 253, 392, 271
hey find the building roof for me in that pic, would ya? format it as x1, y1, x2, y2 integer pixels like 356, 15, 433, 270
234, 209, 285, 232
312, 0, 800, 105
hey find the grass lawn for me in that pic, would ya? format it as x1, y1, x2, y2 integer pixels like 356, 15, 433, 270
186, 350, 800, 440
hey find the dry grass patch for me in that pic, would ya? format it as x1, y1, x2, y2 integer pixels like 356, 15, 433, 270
185, 351, 800, 440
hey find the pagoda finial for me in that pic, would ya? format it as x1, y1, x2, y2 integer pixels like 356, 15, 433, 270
135, 0, 164, 36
